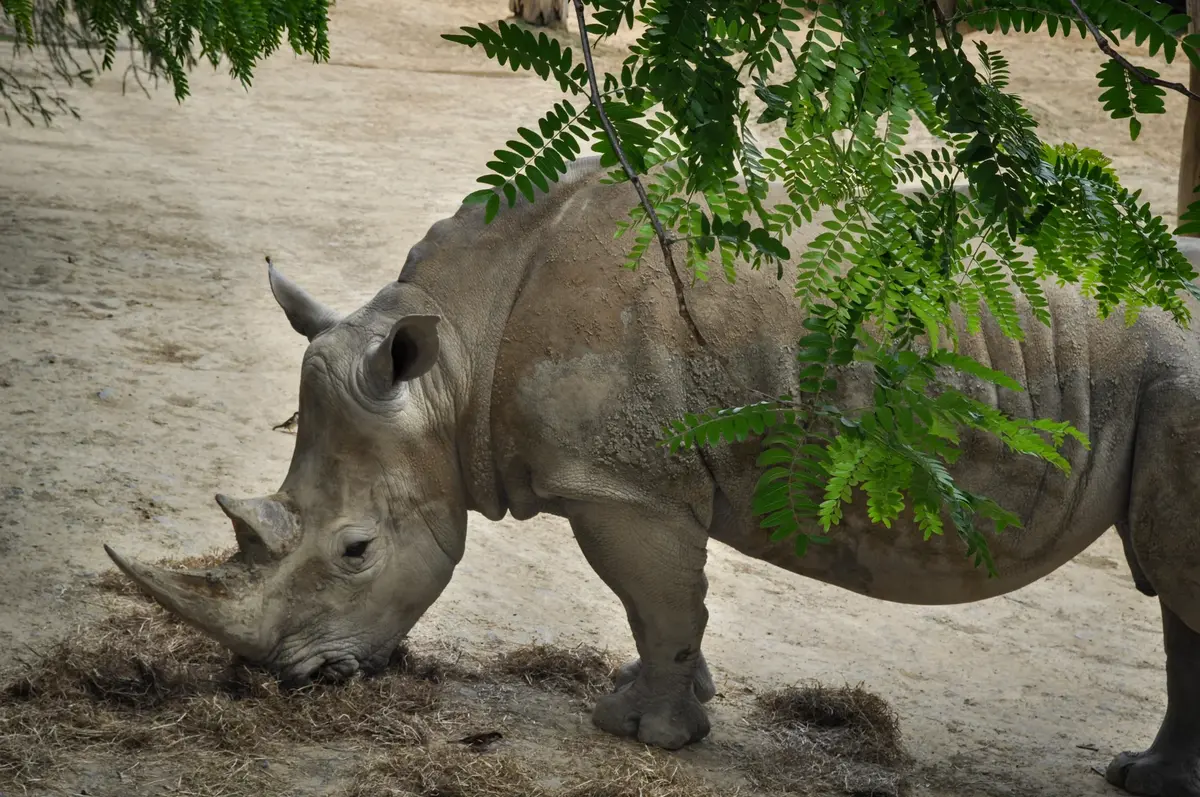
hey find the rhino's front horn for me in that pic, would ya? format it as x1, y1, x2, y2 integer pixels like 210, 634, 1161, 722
103, 544, 271, 661
215, 493, 297, 564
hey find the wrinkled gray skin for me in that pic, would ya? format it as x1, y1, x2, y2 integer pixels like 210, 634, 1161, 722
106, 158, 1200, 796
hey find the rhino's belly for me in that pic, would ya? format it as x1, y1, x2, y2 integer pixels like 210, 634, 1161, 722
701, 424, 1128, 605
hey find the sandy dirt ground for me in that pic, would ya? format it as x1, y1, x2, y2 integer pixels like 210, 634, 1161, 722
1, 4, 1196, 795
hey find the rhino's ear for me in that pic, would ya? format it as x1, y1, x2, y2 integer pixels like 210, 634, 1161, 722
267, 261, 342, 341
366, 315, 441, 394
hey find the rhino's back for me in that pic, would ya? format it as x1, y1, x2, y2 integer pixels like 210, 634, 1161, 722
487, 162, 1200, 603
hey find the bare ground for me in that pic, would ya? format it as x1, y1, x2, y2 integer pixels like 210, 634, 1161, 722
0, 3, 1192, 796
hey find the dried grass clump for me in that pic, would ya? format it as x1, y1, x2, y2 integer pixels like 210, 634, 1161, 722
348, 745, 730, 797
746, 683, 913, 797
390, 642, 483, 686
559, 749, 728, 797
757, 682, 906, 766
94, 547, 238, 596
347, 744, 544, 797
0, 604, 444, 793
497, 643, 618, 697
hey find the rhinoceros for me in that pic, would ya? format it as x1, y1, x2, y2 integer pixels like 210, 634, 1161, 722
105, 157, 1200, 797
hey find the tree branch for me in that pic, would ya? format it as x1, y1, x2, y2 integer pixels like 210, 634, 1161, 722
925, 0, 955, 41
568, 0, 708, 347
0, 62, 79, 125
1067, 0, 1200, 104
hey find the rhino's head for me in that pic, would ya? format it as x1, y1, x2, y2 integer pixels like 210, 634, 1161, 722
104, 264, 466, 684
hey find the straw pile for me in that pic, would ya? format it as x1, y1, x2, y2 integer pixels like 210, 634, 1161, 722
746, 682, 914, 796
0, 551, 914, 797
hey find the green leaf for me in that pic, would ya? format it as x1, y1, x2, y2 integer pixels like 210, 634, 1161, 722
451, 0, 1198, 581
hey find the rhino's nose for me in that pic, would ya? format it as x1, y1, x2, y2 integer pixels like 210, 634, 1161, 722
316, 659, 359, 683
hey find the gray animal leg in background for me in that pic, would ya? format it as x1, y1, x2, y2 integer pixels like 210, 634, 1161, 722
566, 500, 712, 750
1106, 378, 1200, 797
1106, 603, 1200, 797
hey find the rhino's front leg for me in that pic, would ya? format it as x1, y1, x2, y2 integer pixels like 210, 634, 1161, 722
566, 500, 711, 750
1106, 602, 1200, 797
612, 651, 717, 703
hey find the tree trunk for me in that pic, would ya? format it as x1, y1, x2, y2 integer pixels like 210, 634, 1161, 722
509, 0, 565, 27
1178, 0, 1200, 232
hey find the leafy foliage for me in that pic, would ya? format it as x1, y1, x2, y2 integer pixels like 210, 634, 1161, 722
1, 0, 329, 124
450, 0, 1200, 576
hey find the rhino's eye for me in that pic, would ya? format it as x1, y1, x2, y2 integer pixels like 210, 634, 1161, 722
343, 540, 370, 558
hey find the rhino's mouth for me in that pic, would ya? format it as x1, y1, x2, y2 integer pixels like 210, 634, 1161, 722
278, 654, 362, 688
277, 634, 405, 688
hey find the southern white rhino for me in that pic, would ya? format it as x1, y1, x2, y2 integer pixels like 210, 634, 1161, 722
106, 157, 1200, 797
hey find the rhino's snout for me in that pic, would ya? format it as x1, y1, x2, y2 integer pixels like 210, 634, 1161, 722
319, 658, 361, 681
277, 645, 392, 689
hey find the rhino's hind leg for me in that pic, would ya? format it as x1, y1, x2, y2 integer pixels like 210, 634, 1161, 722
1105, 602, 1200, 797
1108, 380, 1200, 796
566, 500, 711, 750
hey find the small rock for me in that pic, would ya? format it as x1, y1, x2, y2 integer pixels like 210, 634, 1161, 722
96, 388, 118, 402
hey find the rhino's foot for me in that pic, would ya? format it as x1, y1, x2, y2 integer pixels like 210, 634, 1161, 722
1106, 750, 1200, 797
613, 653, 716, 704
592, 676, 710, 750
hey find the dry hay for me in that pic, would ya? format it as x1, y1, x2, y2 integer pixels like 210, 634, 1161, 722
0, 603, 446, 794
497, 642, 619, 696
347, 744, 543, 797
556, 749, 730, 797
3, 550, 915, 797
347, 745, 727, 797
746, 682, 913, 797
